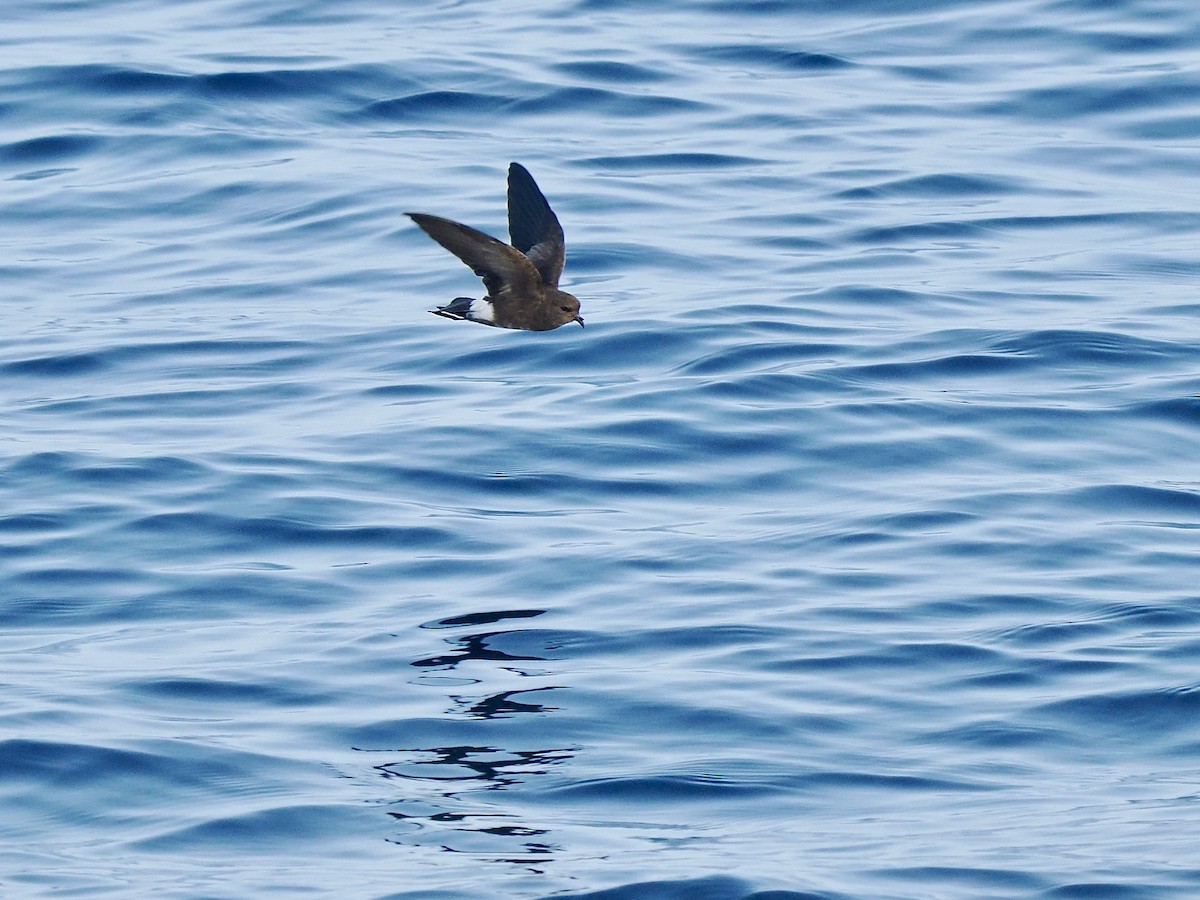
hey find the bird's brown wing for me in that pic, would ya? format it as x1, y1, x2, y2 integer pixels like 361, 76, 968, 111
406, 213, 543, 300
506, 162, 566, 288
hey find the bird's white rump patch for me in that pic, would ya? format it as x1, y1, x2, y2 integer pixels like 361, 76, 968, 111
469, 299, 495, 323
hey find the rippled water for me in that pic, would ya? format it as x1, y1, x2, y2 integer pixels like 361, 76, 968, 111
4, 0, 1200, 897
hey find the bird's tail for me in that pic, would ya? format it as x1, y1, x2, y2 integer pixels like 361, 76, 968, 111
431, 297, 475, 320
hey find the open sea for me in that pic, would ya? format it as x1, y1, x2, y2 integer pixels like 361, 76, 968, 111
3, 0, 1200, 897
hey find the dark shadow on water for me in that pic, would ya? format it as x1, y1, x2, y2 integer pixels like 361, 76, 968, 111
409, 629, 549, 669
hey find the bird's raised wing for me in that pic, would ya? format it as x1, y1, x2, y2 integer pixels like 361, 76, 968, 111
507, 162, 566, 288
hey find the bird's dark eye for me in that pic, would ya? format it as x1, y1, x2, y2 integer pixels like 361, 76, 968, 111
561, 305, 571, 312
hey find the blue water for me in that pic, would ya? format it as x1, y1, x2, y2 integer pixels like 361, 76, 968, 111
4, 0, 1200, 897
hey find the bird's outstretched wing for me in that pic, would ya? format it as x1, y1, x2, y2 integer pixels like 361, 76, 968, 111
506, 162, 566, 288
406, 213, 542, 300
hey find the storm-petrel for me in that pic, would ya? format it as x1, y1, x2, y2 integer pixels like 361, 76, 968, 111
406, 163, 584, 331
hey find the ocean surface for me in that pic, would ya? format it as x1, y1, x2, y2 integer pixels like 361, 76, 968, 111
3, 0, 1200, 897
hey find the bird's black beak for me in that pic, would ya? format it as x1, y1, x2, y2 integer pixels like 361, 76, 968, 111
575, 315, 585, 328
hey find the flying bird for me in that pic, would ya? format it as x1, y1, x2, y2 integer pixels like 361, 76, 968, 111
407, 163, 584, 331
